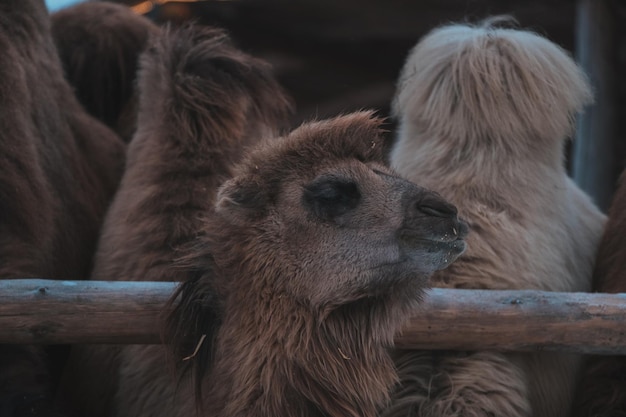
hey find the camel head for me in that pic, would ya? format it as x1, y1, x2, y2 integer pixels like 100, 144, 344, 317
214, 111, 468, 311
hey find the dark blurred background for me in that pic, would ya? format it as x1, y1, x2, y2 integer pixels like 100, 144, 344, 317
48, 0, 626, 210
130, 0, 585, 126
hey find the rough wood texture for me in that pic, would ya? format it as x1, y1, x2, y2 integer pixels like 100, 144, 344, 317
1, 279, 625, 354
395, 289, 626, 354
0, 279, 175, 344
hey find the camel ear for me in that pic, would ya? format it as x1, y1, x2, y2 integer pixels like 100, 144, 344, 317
215, 176, 268, 225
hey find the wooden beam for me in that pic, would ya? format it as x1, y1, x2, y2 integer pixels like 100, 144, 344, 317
395, 289, 626, 354
0, 279, 176, 344
1, 279, 626, 354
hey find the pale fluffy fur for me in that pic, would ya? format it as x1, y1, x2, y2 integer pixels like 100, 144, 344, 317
382, 19, 606, 417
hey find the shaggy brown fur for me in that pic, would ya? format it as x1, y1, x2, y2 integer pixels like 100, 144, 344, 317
572, 169, 626, 417
76, 112, 469, 417
159, 111, 468, 417
0, 0, 125, 416
92, 24, 292, 284
51, 2, 159, 142
56, 24, 292, 417
382, 18, 606, 417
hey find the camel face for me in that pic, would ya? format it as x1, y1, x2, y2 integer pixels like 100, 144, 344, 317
299, 161, 468, 279
216, 142, 467, 309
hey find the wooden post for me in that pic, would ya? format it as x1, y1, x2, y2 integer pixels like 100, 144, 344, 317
572, 0, 617, 211
1, 279, 626, 354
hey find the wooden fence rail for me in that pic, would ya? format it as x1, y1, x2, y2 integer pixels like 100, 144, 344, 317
1, 279, 626, 355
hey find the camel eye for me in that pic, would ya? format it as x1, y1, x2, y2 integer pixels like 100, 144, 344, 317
302, 175, 361, 221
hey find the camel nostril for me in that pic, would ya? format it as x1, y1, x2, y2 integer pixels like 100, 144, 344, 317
417, 201, 458, 218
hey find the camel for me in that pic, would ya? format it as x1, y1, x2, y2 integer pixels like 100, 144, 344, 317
56, 23, 292, 417
0, 0, 126, 415
572, 168, 626, 417
382, 18, 606, 417
51, 2, 159, 142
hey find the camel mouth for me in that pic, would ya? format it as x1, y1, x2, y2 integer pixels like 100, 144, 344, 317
400, 218, 468, 246
400, 233, 465, 248
422, 238, 467, 270
437, 238, 467, 259
398, 232, 467, 270
421, 237, 467, 257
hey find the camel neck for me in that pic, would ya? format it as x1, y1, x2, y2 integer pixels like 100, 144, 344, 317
203, 296, 398, 417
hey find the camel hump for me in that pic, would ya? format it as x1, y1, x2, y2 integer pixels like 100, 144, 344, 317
51, 2, 159, 142
137, 23, 293, 139
393, 16, 593, 146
